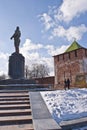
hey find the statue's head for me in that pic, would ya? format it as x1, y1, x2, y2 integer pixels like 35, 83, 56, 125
16, 26, 19, 30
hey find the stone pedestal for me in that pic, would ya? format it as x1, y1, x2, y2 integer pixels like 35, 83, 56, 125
8, 52, 25, 79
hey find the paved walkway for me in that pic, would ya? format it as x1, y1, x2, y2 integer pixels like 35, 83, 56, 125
29, 91, 62, 130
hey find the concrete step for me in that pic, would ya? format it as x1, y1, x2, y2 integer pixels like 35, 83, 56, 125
0, 124, 34, 130
0, 103, 30, 107
0, 119, 33, 126
0, 97, 29, 101
0, 115, 32, 121
0, 92, 28, 95
60, 117, 87, 130
0, 100, 30, 105
0, 109, 32, 116
0, 90, 34, 130
0, 108, 31, 113
0, 90, 29, 94
0, 95, 29, 98
0, 105, 30, 110
0, 104, 30, 110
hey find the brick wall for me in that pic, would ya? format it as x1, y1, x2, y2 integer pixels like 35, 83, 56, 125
54, 48, 87, 89
35, 76, 54, 86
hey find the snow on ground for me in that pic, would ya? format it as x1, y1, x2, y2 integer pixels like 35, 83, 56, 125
41, 88, 87, 124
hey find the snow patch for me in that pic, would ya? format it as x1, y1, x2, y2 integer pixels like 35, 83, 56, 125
41, 88, 87, 123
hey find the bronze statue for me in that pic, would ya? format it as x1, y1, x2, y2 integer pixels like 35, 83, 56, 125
10, 26, 21, 53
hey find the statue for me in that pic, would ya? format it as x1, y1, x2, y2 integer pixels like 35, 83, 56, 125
10, 26, 21, 53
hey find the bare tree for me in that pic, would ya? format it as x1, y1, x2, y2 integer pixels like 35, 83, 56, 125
25, 65, 29, 79
25, 64, 49, 79
25, 65, 32, 79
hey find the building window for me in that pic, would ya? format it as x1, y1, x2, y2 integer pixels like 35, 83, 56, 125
68, 53, 70, 59
63, 54, 64, 60
75, 50, 77, 57
57, 56, 59, 61
85, 49, 87, 57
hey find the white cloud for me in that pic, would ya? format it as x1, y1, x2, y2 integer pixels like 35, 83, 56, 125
20, 40, 40, 66
39, 0, 87, 26
39, 13, 54, 30
38, 0, 87, 42
21, 39, 43, 51
45, 44, 69, 56
52, 24, 87, 41
55, 0, 87, 22
0, 52, 9, 76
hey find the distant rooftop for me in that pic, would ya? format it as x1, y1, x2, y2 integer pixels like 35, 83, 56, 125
65, 40, 83, 53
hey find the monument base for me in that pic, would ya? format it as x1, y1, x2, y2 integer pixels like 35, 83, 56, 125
8, 52, 25, 79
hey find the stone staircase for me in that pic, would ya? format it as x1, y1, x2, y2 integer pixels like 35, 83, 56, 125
0, 90, 34, 130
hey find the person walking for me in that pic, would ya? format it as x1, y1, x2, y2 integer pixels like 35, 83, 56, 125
64, 79, 67, 90
67, 78, 70, 89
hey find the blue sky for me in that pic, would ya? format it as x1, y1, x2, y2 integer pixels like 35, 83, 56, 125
0, 0, 87, 76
